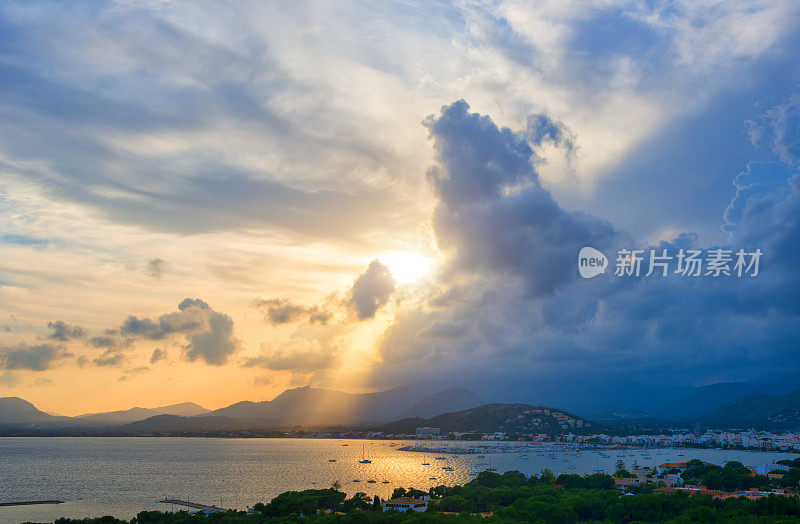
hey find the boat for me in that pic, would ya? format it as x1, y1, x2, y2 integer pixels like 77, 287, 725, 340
329, 459, 336, 462
367, 480, 376, 484
486, 458, 497, 472
358, 444, 372, 464
435, 456, 446, 460
442, 466, 454, 471
382, 480, 390, 484
422, 462, 430, 466
342, 444, 348, 446
353, 479, 360, 482
429, 477, 437, 480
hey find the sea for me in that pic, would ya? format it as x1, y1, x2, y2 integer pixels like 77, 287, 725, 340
0, 437, 796, 524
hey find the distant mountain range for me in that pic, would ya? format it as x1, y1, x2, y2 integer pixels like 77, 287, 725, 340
5, 376, 800, 435
701, 388, 800, 430
0, 385, 484, 432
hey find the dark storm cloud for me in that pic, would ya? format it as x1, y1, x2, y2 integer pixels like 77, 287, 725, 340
347, 260, 395, 320
255, 298, 331, 326
424, 100, 625, 296
0, 343, 70, 371
374, 97, 800, 388
47, 320, 85, 341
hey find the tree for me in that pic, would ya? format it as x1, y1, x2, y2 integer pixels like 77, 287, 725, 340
372, 495, 381, 511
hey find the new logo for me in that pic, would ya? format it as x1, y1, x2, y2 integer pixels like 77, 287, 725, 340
578, 247, 608, 279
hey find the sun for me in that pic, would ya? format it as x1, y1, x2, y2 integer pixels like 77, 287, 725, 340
379, 251, 435, 283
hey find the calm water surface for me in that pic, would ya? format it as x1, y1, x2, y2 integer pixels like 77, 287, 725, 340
0, 437, 797, 524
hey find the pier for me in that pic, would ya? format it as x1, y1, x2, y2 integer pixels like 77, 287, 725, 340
0, 500, 63, 507
159, 499, 229, 513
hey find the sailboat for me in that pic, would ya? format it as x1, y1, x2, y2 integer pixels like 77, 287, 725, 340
486, 457, 497, 472
359, 443, 372, 464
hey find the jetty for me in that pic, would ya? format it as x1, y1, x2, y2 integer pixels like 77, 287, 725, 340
159, 499, 229, 513
0, 500, 63, 507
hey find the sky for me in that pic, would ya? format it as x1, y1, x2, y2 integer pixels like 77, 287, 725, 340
1, 0, 799, 415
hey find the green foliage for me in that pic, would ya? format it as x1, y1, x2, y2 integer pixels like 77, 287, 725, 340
257, 488, 346, 517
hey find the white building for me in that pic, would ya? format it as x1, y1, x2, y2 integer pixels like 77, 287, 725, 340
416, 427, 440, 438
382, 497, 428, 512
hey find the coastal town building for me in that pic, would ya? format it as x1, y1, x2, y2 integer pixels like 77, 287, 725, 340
415, 427, 440, 439
382, 497, 428, 512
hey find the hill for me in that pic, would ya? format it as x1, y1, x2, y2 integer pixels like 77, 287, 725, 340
117, 414, 244, 434
0, 396, 58, 424
76, 402, 209, 424
702, 388, 800, 429
380, 403, 593, 435
399, 387, 483, 419
0, 396, 68, 425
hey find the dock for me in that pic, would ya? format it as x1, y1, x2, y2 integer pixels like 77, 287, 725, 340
0, 500, 63, 507
159, 499, 229, 513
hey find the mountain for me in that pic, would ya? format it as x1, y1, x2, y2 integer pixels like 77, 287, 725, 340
702, 388, 800, 429
205, 385, 483, 425
399, 387, 483, 419
0, 397, 65, 424
655, 372, 800, 419
380, 403, 594, 435
76, 402, 209, 424
118, 414, 243, 434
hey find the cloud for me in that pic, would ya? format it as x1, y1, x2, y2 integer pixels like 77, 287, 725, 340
0, 371, 21, 387
347, 260, 395, 319
0, 343, 70, 371
252, 375, 273, 387
116, 298, 238, 365
244, 339, 337, 373
749, 92, 800, 169
149, 348, 166, 364
524, 112, 577, 161
144, 258, 167, 279
370, 97, 800, 390
424, 100, 624, 296
118, 366, 149, 382
182, 307, 238, 366
255, 298, 330, 325
47, 320, 86, 341
93, 350, 125, 367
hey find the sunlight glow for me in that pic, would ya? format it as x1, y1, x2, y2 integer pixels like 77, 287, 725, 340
379, 251, 434, 283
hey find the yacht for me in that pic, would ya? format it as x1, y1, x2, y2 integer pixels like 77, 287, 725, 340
358, 444, 372, 464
